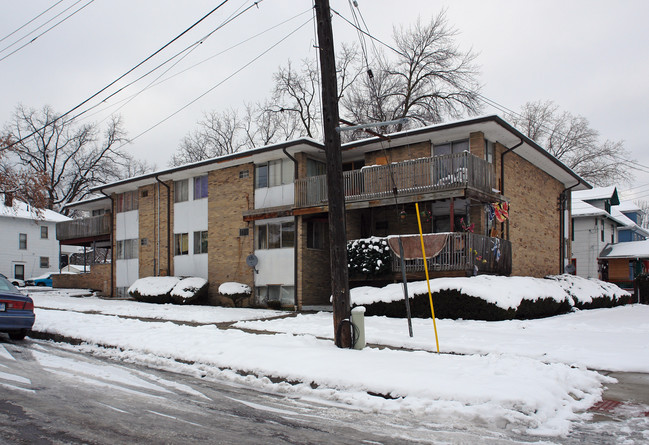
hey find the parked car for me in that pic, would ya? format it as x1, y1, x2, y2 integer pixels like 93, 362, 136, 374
26, 273, 53, 287
0, 275, 35, 340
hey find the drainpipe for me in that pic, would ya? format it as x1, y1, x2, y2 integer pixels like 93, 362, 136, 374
499, 140, 523, 240
559, 179, 582, 274
155, 176, 171, 277
99, 189, 114, 298
283, 147, 299, 310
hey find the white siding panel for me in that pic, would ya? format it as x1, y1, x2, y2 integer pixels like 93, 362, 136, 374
254, 249, 294, 286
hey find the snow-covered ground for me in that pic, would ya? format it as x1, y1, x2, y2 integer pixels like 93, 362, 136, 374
27, 287, 649, 438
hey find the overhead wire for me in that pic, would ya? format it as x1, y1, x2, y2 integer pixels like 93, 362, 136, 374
117, 15, 314, 150
79, 6, 312, 123
0, 0, 66, 44
71, 0, 272, 125
5, 0, 233, 149
0, 0, 95, 62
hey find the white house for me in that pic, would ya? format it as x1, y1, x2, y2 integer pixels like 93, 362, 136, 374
0, 194, 70, 284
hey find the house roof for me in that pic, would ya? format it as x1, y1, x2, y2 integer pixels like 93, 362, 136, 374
572, 186, 620, 205
611, 207, 649, 238
0, 195, 70, 223
599, 239, 649, 259
80, 115, 589, 200
615, 200, 643, 214
572, 198, 627, 226
62, 195, 112, 212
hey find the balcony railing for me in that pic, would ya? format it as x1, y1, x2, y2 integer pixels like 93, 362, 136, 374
295, 152, 495, 208
57, 213, 112, 241
391, 232, 511, 276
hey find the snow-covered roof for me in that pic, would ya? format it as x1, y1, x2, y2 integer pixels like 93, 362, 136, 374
611, 207, 649, 237
615, 200, 643, 214
0, 195, 70, 223
572, 199, 607, 217
599, 239, 649, 259
573, 186, 619, 204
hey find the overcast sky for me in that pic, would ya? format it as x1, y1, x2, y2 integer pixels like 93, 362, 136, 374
2, 0, 648, 200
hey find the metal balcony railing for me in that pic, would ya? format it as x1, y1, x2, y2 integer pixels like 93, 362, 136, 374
295, 152, 495, 208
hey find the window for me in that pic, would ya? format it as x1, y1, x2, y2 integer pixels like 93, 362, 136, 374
91, 209, 106, 216
116, 239, 138, 260
307, 158, 327, 177
141, 190, 148, 197
255, 159, 293, 188
257, 285, 295, 306
19, 233, 27, 250
41, 226, 48, 239
256, 221, 295, 249
434, 139, 469, 156
174, 179, 189, 203
14, 265, 24, 281
40, 257, 49, 268
485, 140, 494, 164
601, 220, 605, 242
239, 170, 249, 179
307, 221, 325, 249
194, 175, 208, 200
194, 231, 208, 254
174, 233, 189, 256
116, 191, 138, 213
239, 228, 249, 237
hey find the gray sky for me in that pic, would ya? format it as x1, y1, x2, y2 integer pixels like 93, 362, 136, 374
2, 0, 648, 200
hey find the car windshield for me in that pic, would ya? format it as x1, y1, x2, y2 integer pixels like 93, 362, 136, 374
0, 276, 19, 293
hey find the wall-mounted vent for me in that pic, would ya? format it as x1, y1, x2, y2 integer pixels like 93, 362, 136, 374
239, 228, 249, 237
239, 170, 249, 179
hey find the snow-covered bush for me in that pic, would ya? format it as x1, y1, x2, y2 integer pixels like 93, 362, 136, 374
218, 282, 251, 307
546, 274, 632, 308
171, 277, 208, 304
129, 276, 208, 305
347, 237, 391, 277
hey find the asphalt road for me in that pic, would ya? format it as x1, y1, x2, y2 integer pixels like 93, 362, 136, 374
0, 336, 647, 444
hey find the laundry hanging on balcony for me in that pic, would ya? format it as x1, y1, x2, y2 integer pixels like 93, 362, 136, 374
489, 201, 509, 223
387, 233, 449, 260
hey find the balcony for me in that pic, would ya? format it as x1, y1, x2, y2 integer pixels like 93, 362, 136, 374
390, 232, 512, 276
57, 213, 112, 245
295, 152, 496, 208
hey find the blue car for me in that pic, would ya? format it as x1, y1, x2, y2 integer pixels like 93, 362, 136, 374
0, 275, 35, 340
26, 274, 53, 287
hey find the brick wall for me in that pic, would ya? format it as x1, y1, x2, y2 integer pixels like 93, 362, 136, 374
296, 214, 330, 307
364, 141, 431, 165
52, 263, 112, 295
498, 142, 564, 276
208, 164, 255, 304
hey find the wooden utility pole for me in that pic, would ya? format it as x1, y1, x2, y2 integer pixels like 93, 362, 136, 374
314, 0, 351, 348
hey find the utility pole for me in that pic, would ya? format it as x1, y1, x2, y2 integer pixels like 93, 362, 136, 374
314, 0, 351, 348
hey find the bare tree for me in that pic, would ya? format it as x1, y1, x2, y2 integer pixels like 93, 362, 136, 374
1, 134, 49, 210
341, 11, 482, 134
3, 105, 133, 214
508, 100, 632, 186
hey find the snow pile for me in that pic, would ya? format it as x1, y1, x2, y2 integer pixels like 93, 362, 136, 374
350, 274, 629, 310
218, 282, 251, 295
128, 276, 179, 297
546, 274, 631, 305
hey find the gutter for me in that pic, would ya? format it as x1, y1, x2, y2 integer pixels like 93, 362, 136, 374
559, 180, 582, 274
499, 139, 524, 240
98, 189, 114, 298
283, 147, 300, 310
155, 175, 171, 277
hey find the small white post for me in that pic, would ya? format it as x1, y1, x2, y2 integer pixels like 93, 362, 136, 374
351, 306, 366, 350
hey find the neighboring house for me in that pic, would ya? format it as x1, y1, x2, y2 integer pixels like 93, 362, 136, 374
0, 194, 70, 283
571, 187, 624, 279
599, 239, 649, 291
60, 115, 589, 308
612, 201, 648, 242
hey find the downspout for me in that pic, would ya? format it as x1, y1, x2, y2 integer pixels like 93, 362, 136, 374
559, 180, 582, 274
155, 175, 171, 277
283, 147, 299, 310
499, 140, 524, 240
99, 189, 114, 298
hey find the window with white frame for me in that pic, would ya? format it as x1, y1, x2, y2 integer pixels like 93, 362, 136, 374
194, 175, 208, 200
18, 233, 27, 250
257, 285, 294, 306
174, 179, 189, 203
256, 221, 294, 249
255, 159, 293, 188
194, 231, 208, 254
40, 256, 49, 268
116, 239, 138, 260
174, 233, 189, 255
485, 140, 494, 164
41, 226, 48, 239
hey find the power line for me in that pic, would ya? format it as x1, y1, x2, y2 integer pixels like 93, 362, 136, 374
5, 0, 233, 150
0, 0, 66, 45
120, 15, 313, 150
0, 0, 94, 62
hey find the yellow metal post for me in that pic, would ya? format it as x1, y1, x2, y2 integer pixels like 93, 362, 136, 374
415, 202, 440, 353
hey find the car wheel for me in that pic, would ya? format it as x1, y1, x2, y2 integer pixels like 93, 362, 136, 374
36, 282, 45, 286
8, 330, 27, 340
